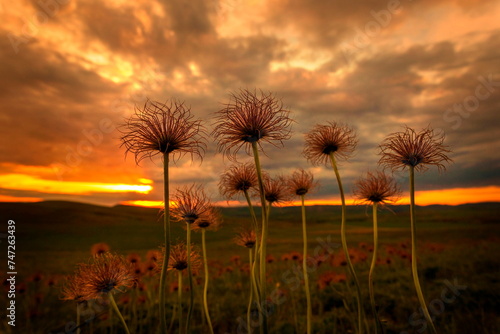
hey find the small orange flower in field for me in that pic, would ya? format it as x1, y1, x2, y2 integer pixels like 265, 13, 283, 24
126, 253, 141, 265
266, 255, 276, 263
29, 272, 44, 283
120, 99, 206, 164
212, 89, 293, 161
289, 251, 303, 262
303, 122, 357, 165
353, 171, 401, 206
77, 253, 135, 300
234, 229, 257, 249
318, 272, 348, 290
230, 255, 241, 266
170, 281, 179, 292
146, 250, 161, 263
90, 243, 110, 256
378, 126, 451, 172
219, 163, 258, 199
143, 261, 158, 275
281, 253, 291, 261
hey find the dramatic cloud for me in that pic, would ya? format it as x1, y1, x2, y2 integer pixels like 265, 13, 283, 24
0, 0, 499, 206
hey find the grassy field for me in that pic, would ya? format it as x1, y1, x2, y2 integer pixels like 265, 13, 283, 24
1, 201, 499, 333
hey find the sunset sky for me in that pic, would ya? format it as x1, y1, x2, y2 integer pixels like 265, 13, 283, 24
1, 0, 499, 207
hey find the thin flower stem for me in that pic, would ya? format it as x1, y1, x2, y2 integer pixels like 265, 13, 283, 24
108, 293, 131, 334
251, 141, 269, 334
186, 223, 194, 334
247, 248, 254, 334
301, 195, 312, 334
409, 166, 438, 334
244, 189, 262, 306
329, 153, 363, 334
201, 229, 215, 334
159, 153, 170, 334
178, 271, 183, 333
369, 203, 382, 333
76, 303, 81, 334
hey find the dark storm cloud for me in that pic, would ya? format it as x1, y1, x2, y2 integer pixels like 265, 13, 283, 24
1, 0, 498, 204
0, 29, 124, 167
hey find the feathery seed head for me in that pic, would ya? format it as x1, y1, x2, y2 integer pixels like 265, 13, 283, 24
288, 169, 317, 196
219, 163, 258, 199
378, 126, 452, 172
353, 171, 401, 206
120, 99, 206, 164
212, 89, 293, 161
303, 122, 357, 165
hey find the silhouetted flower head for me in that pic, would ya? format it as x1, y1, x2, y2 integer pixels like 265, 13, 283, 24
158, 242, 201, 272
77, 253, 135, 300
219, 163, 258, 199
193, 206, 223, 231
212, 89, 293, 161
303, 122, 357, 165
378, 126, 451, 172
90, 243, 110, 256
353, 171, 401, 206
120, 99, 206, 164
61, 275, 86, 303
171, 184, 211, 224
234, 229, 257, 249
287, 169, 317, 196
261, 174, 291, 205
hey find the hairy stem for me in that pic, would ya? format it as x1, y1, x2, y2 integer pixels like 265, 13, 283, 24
178, 271, 183, 333
159, 153, 170, 334
186, 223, 194, 334
201, 229, 215, 334
252, 141, 269, 334
410, 166, 438, 334
369, 203, 382, 333
247, 248, 254, 334
301, 195, 312, 334
108, 293, 130, 334
76, 303, 81, 334
244, 189, 261, 303
329, 153, 363, 334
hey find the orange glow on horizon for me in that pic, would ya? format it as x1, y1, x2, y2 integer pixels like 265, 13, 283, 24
120, 200, 176, 208
119, 186, 500, 208
0, 195, 42, 203
0, 174, 153, 195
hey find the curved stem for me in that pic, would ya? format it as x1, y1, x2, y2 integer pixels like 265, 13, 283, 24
108, 293, 130, 334
247, 248, 254, 334
202, 229, 215, 334
244, 190, 261, 303
76, 303, 81, 334
186, 223, 194, 334
369, 203, 382, 333
409, 166, 437, 334
251, 141, 269, 334
159, 153, 170, 334
329, 153, 363, 334
301, 195, 312, 334
178, 271, 183, 333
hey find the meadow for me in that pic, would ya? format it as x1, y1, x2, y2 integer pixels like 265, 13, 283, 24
1, 200, 499, 333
